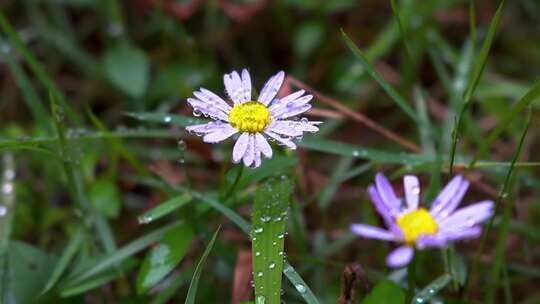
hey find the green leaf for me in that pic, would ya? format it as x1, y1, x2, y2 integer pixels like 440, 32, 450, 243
412, 274, 452, 304
363, 280, 405, 304
341, 30, 417, 122
137, 224, 193, 294
89, 178, 122, 218
8, 241, 56, 303
104, 44, 149, 98
252, 177, 292, 304
138, 193, 192, 224
185, 226, 221, 304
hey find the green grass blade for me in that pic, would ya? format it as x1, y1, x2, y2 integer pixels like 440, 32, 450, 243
41, 226, 85, 294
449, 0, 505, 174
138, 193, 192, 224
126, 112, 205, 127
485, 108, 531, 303
252, 177, 292, 304
184, 226, 221, 304
468, 79, 540, 169
411, 274, 452, 304
66, 221, 182, 285
341, 29, 418, 122
283, 262, 321, 304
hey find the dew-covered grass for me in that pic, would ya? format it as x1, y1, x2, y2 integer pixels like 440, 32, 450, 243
1, 0, 540, 303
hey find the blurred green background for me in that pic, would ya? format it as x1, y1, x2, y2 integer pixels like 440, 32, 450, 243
1, 0, 540, 303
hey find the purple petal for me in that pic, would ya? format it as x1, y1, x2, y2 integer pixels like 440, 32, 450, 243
242, 134, 255, 167
202, 124, 237, 143
430, 176, 463, 214
438, 201, 494, 232
375, 173, 402, 214
187, 98, 229, 121
255, 133, 272, 158
403, 175, 420, 211
241, 69, 252, 102
416, 234, 448, 249
232, 133, 250, 163
367, 185, 401, 235
192, 88, 231, 113
253, 144, 262, 168
224, 71, 244, 104
441, 226, 482, 241
432, 179, 470, 221
258, 71, 285, 106
350, 224, 397, 241
263, 130, 297, 150
386, 246, 414, 268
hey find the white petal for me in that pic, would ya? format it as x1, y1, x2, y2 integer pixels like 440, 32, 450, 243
268, 90, 305, 111
403, 175, 420, 211
242, 134, 255, 167
271, 95, 313, 118
255, 133, 272, 158
263, 130, 296, 150
186, 121, 229, 135
267, 120, 319, 137
232, 133, 250, 163
192, 88, 231, 112
241, 69, 252, 103
224, 71, 244, 104
202, 124, 237, 143
187, 98, 229, 121
258, 71, 285, 106
253, 144, 262, 168
275, 104, 312, 119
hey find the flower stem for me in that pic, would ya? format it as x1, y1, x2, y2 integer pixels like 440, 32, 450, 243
407, 253, 417, 302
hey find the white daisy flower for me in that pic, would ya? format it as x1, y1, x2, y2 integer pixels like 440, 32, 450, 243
185, 69, 321, 168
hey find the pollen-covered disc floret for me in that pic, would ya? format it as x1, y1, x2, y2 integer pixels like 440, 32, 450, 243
184, 68, 321, 168
397, 208, 438, 244
228, 101, 271, 133
350, 173, 494, 268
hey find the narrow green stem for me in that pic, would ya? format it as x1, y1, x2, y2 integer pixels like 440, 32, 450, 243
407, 253, 417, 302
222, 165, 244, 201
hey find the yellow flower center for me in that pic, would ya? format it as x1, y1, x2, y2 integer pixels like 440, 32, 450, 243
228, 101, 271, 133
396, 208, 438, 244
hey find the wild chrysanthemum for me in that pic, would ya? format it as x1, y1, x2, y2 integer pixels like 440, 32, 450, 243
351, 173, 494, 268
185, 69, 321, 168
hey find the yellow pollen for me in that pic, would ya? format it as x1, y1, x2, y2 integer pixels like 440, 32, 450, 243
396, 208, 438, 244
228, 101, 271, 133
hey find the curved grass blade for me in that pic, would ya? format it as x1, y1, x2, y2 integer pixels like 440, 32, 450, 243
66, 221, 182, 285
138, 193, 192, 224
185, 226, 221, 304
411, 274, 452, 304
283, 262, 320, 304
126, 112, 205, 127
341, 29, 417, 122
252, 177, 291, 304
41, 226, 85, 294
449, 0, 505, 174
485, 108, 531, 303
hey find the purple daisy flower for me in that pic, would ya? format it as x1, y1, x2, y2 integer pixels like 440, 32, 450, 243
185, 69, 321, 168
351, 173, 494, 268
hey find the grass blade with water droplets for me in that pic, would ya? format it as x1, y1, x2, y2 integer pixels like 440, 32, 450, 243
411, 274, 452, 304
252, 177, 292, 304
138, 193, 192, 224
